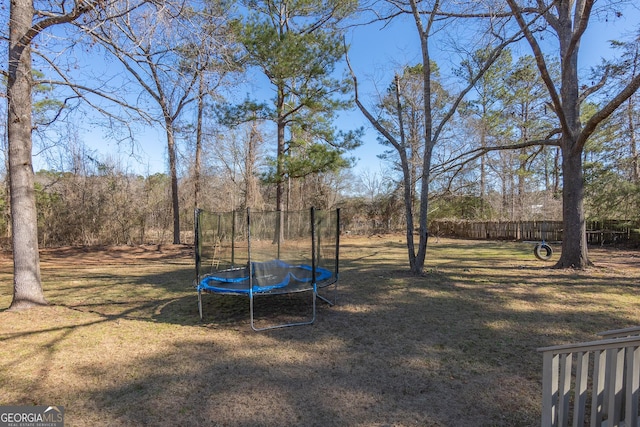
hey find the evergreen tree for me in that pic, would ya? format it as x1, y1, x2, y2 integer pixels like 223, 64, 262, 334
226, 0, 362, 225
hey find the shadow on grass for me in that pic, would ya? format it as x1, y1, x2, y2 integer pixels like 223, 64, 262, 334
108, 238, 639, 337
68, 276, 579, 426
94, 240, 637, 425
3, 238, 640, 426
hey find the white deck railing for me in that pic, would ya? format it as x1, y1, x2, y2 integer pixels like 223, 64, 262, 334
538, 327, 640, 427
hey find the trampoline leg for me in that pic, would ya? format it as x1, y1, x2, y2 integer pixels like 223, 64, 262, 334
198, 290, 203, 320
317, 280, 338, 307
317, 293, 334, 306
250, 293, 256, 331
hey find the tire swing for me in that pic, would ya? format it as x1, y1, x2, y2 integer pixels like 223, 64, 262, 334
534, 242, 553, 261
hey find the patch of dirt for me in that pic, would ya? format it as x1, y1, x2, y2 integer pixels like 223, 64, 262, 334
589, 246, 640, 273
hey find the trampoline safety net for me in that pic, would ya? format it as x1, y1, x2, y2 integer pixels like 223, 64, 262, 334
194, 208, 340, 330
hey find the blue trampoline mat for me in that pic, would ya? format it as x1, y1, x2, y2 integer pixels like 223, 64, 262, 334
198, 260, 333, 294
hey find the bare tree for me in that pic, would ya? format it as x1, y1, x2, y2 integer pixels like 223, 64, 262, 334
183, 3, 240, 212
4, 0, 146, 309
243, 122, 265, 210
86, 1, 235, 244
349, 0, 519, 274
201, 121, 268, 211
506, 0, 640, 268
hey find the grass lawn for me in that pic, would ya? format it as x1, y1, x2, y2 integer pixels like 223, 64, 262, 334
1, 236, 639, 426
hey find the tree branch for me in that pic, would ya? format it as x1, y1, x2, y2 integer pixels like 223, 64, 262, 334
33, 49, 154, 123
568, 0, 593, 63
579, 64, 609, 103
576, 72, 640, 154
433, 29, 525, 144
506, 0, 570, 138
433, 129, 562, 175
344, 38, 403, 154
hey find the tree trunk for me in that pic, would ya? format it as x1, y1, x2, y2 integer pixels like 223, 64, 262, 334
7, 0, 47, 309
245, 122, 259, 209
194, 73, 204, 211
628, 45, 640, 182
480, 130, 486, 217
518, 152, 527, 219
393, 75, 418, 268
166, 124, 180, 244
274, 86, 286, 243
556, 145, 590, 268
409, 0, 435, 276
554, 1, 590, 268
413, 142, 433, 275
627, 97, 639, 182
553, 148, 560, 194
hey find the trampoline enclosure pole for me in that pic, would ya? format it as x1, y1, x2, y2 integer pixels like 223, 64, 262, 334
247, 208, 255, 329
311, 207, 316, 283
310, 207, 318, 324
277, 210, 281, 260
247, 207, 252, 283
231, 210, 236, 267
335, 208, 340, 277
194, 208, 201, 284
318, 227, 322, 273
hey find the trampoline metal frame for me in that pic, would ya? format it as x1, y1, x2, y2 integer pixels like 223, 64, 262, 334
195, 207, 340, 331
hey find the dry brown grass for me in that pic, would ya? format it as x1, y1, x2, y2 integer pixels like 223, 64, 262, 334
1, 237, 640, 426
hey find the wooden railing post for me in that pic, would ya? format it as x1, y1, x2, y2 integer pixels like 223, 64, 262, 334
573, 351, 589, 426
591, 349, 606, 426
539, 335, 640, 427
541, 351, 559, 427
606, 347, 625, 425
558, 353, 572, 425
626, 345, 640, 427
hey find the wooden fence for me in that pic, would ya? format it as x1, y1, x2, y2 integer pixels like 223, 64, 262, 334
430, 220, 640, 245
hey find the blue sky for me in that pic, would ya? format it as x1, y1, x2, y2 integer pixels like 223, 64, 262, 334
51, 3, 640, 178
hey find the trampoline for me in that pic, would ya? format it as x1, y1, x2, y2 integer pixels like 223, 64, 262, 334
198, 260, 333, 294
195, 208, 339, 331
